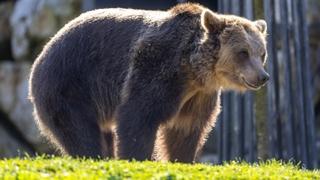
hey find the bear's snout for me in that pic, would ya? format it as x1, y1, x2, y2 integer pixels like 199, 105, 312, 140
257, 71, 269, 85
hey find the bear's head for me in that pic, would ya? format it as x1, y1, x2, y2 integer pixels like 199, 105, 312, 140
198, 10, 269, 92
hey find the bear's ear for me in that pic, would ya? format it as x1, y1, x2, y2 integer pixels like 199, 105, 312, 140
254, 20, 267, 34
201, 10, 222, 32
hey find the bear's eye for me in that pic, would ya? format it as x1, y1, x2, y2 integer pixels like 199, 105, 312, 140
239, 50, 249, 59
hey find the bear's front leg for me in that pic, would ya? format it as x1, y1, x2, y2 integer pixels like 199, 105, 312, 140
116, 76, 183, 161
156, 92, 221, 163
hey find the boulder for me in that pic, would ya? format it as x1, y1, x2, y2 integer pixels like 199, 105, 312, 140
0, 61, 50, 153
0, 124, 30, 158
10, 0, 81, 61
0, 62, 16, 113
0, 2, 13, 60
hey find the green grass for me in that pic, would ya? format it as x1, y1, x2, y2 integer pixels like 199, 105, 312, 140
0, 156, 319, 179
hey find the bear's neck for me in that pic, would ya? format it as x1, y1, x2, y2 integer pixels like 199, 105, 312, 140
188, 34, 221, 92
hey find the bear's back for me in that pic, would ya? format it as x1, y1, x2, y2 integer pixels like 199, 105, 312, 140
33, 8, 172, 78
29, 8, 175, 117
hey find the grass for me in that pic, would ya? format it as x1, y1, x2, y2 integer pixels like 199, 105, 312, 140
0, 156, 319, 179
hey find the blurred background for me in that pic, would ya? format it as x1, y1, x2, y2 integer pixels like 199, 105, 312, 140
0, 0, 319, 169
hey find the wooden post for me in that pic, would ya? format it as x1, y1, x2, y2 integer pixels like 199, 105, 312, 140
291, 0, 308, 167
279, 0, 295, 161
297, 0, 317, 169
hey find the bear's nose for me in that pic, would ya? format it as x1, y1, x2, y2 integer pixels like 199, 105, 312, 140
259, 72, 270, 84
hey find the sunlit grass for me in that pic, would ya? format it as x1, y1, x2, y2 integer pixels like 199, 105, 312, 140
0, 156, 319, 179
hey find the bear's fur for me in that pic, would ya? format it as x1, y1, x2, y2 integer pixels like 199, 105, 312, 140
29, 3, 269, 162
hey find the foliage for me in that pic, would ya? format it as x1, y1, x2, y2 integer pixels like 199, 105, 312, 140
0, 156, 319, 179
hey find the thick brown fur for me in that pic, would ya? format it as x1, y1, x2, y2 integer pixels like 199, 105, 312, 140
169, 2, 204, 15
29, 3, 268, 163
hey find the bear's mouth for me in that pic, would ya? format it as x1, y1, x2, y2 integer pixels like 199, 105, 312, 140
241, 76, 260, 90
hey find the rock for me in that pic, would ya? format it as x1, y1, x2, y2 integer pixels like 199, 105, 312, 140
28, 4, 58, 39
82, 0, 95, 11
0, 62, 16, 113
0, 2, 12, 42
9, 0, 36, 61
0, 124, 29, 158
1, 0, 82, 157
10, 0, 81, 61
0, 61, 50, 153
8, 63, 40, 146
0, 2, 13, 60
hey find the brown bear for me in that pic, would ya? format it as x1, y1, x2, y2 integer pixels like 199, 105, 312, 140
28, 3, 269, 163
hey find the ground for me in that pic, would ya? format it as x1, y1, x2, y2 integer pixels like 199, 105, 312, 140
0, 156, 319, 179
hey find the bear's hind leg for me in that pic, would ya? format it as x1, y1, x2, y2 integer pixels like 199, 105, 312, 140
101, 130, 116, 158
35, 100, 104, 158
